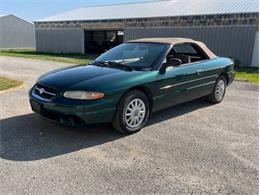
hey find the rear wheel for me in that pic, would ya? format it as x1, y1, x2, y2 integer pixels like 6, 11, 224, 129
112, 90, 150, 134
207, 75, 227, 103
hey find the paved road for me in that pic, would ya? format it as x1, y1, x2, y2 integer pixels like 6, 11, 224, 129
0, 56, 258, 194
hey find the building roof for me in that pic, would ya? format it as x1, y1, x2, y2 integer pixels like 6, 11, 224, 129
0, 14, 33, 24
36, 0, 259, 22
128, 37, 216, 59
0, 14, 10, 18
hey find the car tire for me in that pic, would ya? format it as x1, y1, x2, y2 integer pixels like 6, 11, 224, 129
112, 90, 150, 134
207, 75, 227, 104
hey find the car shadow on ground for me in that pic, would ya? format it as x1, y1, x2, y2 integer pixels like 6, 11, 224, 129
1, 98, 212, 161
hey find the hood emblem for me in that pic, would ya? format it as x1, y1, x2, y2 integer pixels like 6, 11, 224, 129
39, 88, 45, 94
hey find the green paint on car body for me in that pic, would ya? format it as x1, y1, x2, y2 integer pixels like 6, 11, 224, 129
29, 40, 234, 128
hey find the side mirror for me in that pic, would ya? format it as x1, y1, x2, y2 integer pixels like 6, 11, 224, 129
160, 58, 182, 74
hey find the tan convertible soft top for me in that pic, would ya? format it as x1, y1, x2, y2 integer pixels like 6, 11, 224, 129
127, 37, 216, 59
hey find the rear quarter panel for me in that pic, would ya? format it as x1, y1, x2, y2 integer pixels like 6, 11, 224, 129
203, 57, 235, 85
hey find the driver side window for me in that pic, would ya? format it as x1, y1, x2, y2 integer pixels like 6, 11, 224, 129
167, 43, 209, 65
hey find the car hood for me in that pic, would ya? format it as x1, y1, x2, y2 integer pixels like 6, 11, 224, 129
38, 64, 146, 91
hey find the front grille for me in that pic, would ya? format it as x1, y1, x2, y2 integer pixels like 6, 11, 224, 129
32, 83, 58, 101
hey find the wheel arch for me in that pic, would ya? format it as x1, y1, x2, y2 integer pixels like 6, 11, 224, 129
219, 72, 229, 85
117, 85, 154, 111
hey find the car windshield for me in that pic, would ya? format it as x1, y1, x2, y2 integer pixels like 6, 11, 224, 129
94, 43, 169, 70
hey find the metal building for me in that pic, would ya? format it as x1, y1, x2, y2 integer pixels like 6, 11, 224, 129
0, 14, 35, 49
35, 0, 259, 66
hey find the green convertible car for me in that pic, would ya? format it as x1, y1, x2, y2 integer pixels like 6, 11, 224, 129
29, 38, 234, 134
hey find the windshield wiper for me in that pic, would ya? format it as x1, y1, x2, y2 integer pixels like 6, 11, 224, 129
92, 60, 111, 67
103, 60, 134, 71
93, 60, 133, 71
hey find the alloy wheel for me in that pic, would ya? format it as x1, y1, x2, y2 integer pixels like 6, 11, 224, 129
215, 79, 225, 101
124, 98, 146, 128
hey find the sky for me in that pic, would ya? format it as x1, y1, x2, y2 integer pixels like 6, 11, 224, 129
0, 0, 153, 22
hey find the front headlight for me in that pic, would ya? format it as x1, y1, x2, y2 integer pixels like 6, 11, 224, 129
63, 91, 104, 100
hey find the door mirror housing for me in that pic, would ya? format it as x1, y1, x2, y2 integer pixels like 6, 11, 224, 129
160, 58, 182, 74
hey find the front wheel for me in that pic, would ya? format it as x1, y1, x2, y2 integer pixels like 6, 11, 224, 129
207, 75, 227, 104
112, 90, 150, 134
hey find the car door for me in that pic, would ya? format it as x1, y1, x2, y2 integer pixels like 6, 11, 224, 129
152, 43, 214, 112
153, 62, 205, 111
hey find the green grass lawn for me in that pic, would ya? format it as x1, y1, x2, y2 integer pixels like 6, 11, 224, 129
0, 76, 23, 91
0, 49, 258, 84
0, 49, 96, 64
235, 67, 258, 84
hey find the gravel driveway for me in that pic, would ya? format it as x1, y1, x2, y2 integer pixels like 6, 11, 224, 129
0, 56, 258, 194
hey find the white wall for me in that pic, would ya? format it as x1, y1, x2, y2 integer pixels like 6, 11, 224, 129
0, 15, 35, 48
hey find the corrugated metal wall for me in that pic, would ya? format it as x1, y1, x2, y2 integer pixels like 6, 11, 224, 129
124, 26, 257, 66
0, 15, 35, 48
251, 31, 259, 67
35, 29, 83, 53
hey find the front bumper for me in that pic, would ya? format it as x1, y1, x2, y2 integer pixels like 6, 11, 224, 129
29, 88, 116, 126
